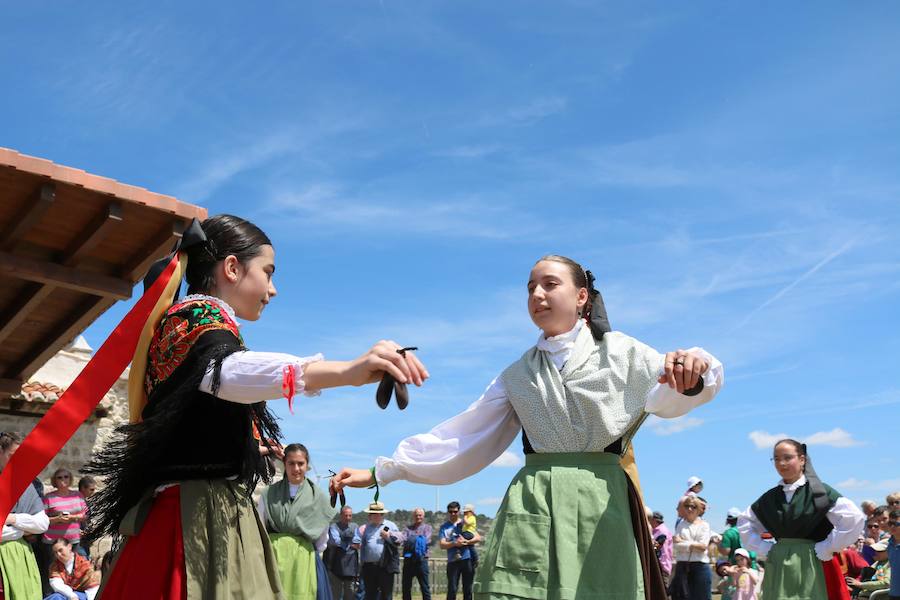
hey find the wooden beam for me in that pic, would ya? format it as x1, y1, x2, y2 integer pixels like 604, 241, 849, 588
0, 283, 54, 344
0, 203, 126, 345
120, 219, 185, 281
0, 183, 55, 251
0, 250, 132, 299
6, 295, 116, 381
0, 378, 24, 396
61, 202, 123, 266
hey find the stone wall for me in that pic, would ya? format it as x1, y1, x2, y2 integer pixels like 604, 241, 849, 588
1, 337, 129, 487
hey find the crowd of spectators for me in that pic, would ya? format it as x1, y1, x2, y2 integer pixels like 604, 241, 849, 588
645, 478, 899, 600
4, 430, 898, 600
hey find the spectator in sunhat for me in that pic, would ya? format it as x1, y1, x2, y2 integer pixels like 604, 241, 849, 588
685, 476, 703, 496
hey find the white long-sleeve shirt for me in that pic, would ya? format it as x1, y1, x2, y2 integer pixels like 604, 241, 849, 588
673, 518, 711, 563
375, 320, 724, 485
1, 509, 49, 542
737, 475, 866, 561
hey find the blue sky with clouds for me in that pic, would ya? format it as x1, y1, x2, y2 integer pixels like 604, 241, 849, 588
3, 2, 899, 528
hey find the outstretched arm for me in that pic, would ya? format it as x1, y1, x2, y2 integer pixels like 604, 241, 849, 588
332, 377, 521, 491
200, 340, 428, 404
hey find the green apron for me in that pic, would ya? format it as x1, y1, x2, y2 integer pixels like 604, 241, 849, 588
269, 534, 317, 600
0, 539, 43, 600
762, 538, 827, 600
474, 452, 643, 600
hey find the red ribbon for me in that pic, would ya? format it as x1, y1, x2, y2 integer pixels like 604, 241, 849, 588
0, 254, 180, 524
282, 364, 296, 415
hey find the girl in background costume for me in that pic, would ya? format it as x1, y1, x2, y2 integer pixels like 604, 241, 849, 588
737, 439, 865, 600
332, 255, 725, 600
0, 432, 49, 600
258, 444, 336, 600
85, 215, 427, 600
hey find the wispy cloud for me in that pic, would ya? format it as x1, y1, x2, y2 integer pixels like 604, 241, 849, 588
490, 450, 524, 468
731, 240, 855, 331
262, 181, 543, 240
838, 478, 900, 491
507, 95, 567, 123
748, 428, 864, 450
476, 496, 505, 507
646, 415, 705, 436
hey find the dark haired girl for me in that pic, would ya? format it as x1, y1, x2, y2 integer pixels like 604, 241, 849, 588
333, 255, 725, 600
258, 444, 335, 600
737, 439, 864, 600
87, 215, 427, 599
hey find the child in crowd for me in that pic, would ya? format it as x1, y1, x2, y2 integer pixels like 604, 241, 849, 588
728, 548, 759, 600
460, 504, 478, 566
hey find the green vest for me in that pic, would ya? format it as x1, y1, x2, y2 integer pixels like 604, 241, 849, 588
751, 481, 841, 542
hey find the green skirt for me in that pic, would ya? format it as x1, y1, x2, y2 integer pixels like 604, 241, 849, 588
0, 538, 42, 600
474, 452, 643, 600
117, 479, 284, 600
269, 533, 317, 600
762, 538, 827, 600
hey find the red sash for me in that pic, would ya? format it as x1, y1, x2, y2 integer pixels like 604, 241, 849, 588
0, 254, 180, 525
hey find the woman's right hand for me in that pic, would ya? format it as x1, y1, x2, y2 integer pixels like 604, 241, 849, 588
343, 340, 429, 387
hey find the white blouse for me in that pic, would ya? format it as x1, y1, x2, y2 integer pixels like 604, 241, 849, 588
673, 518, 711, 563
187, 296, 324, 404
736, 475, 866, 561
375, 320, 724, 485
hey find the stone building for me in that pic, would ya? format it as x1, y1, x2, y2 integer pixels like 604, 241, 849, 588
0, 335, 129, 486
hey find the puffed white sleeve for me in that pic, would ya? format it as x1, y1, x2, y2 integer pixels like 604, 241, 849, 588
199, 351, 324, 404
375, 377, 521, 486
814, 497, 866, 561
737, 506, 776, 559
315, 528, 329, 553
643, 346, 724, 418
256, 493, 269, 528
1, 510, 49, 541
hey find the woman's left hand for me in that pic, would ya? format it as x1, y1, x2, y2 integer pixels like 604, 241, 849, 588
658, 350, 710, 394
330, 467, 376, 493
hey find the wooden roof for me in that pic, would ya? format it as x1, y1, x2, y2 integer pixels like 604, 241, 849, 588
0, 147, 206, 399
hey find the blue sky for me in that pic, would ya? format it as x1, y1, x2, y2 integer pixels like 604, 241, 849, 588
3, 2, 899, 530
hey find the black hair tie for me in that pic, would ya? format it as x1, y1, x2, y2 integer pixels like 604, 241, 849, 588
583, 270, 612, 341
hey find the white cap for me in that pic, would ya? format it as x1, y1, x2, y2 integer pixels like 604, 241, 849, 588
686, 476, 702, 488
727, 507, 741, 519
734, 548, 751, 560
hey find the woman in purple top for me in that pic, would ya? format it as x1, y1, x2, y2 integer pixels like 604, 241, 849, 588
42, 468, 88, 557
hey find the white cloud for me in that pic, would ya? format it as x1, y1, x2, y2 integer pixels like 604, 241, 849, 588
476, 497, 505, 507
748, 430, 790, 449
838, 478, 900, 491
805, 428, 864, 448
748, 428, 863, 450
837, 478, 871, 489
507, 95, 567, 122
490, 450, 524, 468
646, 415, 705, 436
